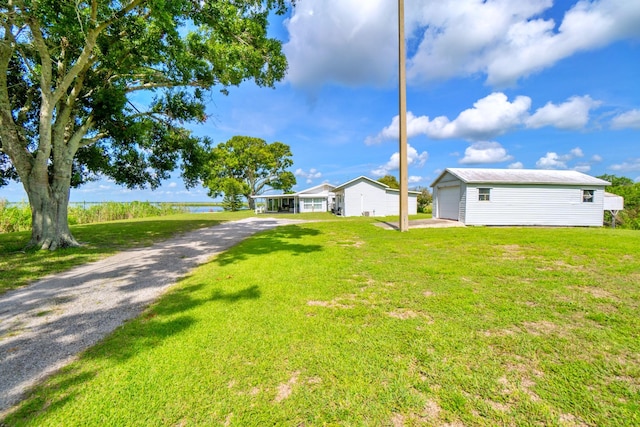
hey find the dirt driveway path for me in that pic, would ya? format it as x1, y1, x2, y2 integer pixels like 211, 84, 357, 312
0, 217, 304, 415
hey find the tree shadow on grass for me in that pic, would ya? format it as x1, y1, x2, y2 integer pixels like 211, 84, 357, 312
2, 282, 262, 423
214, 224, 323, 266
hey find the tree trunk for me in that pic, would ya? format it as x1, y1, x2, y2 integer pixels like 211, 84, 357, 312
247, 195, 256, 210
25, 177, 80, 251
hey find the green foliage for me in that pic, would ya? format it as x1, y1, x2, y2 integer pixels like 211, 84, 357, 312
0, 200, 32, 233
221, 180, 246, 211
598, 174, 640, 229
2, 0, 290, 189
377, 174, 400, 188
68, 202, 187, 224
204, 136, 296, 208
415, 186, 433, 213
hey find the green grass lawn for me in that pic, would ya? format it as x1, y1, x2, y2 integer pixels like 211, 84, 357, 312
3, 219, 640, 426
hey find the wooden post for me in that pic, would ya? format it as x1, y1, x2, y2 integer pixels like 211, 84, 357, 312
398, 0, 409, 232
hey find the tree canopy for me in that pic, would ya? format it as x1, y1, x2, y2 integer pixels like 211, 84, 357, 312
598, 174, 640, 229
0, 0, 291, 249
377, 175, 399, 189
203, 135, 296, 209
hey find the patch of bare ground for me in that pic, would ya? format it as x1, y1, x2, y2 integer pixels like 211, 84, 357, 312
388, 309, 433, 323
485, 320, 570, 338
499, 244, 527, 260
570, 286, 619, 301
558, 412, 589, 427
390, 399, 447, 426
498, 362, 545, 403
274, 371, 300, 403
485, 399, 510, 413
422, 398, 442, 420
272, 372, 322, 404
335, 240, 365, 248
307, 300, 354, 309
521, 320, 563, 336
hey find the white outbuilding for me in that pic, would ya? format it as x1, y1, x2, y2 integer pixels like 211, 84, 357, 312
333, 176, 419, 217
431, 168, 611, 226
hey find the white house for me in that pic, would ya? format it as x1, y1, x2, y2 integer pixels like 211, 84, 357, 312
332, 176, 419, 217
253, 183, 336, 213
431, 168, 611, 226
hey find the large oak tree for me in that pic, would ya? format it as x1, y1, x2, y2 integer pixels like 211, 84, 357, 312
204, 135, 295, 210
0, 0, 290, 249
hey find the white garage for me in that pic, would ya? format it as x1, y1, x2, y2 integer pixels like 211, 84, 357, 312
431, 168, 611, 226
333, 176, 419, 217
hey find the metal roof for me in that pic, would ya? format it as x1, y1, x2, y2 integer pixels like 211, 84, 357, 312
431, 168, 611, 187
333, 176, 420, 194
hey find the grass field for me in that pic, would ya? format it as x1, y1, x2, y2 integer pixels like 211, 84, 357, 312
3, 217, 640, 425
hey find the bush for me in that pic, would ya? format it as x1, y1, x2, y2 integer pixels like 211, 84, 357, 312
0, 200, 32, 233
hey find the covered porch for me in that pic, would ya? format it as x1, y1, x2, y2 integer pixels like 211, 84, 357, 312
253, 194, 298, 214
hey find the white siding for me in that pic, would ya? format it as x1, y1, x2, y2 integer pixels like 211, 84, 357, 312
409, 193, 418, 215
464, 185, 606, 226
343, 181, 387, 216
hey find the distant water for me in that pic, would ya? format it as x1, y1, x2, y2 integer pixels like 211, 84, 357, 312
188, 206, 223, 213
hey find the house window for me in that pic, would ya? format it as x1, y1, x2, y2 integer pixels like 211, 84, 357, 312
478, 188, 491, 201
303, 198, 323, 211
583, 189, 594, 203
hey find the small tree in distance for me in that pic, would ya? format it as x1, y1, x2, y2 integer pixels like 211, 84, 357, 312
415, 187, 433, 213
377, 175, 400, 189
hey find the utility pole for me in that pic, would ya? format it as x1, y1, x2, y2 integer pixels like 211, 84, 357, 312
398, 0, 409, 232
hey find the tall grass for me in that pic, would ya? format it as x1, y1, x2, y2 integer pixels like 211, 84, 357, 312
68, 201, 187, 224
0, 200, 188, 233
0, 200, 31, 233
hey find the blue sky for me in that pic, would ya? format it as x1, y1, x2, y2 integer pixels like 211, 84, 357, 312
4, 0, 640, 202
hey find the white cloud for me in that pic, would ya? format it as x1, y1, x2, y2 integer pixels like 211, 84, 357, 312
295, 168, 323, 184
592, 154, 603, 162
570, 147, 584, 158
536, 152, 568, 169
459, 141, 513, 165
574, 163, 592, 173
284, 0, 640, 88
365, 112, 435, 145
371, 144, 428, 177
508, 162, 524, 169
526, 96, 600, 129
535, 147, 585, 169
168, 182, 178, 188
283, 0, 397, 88
611, 109, 640, 129
408, 176, 424, 184
367, 93, 531, 143
610, 159, 640, 172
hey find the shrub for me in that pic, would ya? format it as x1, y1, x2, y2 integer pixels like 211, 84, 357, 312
0, 200, 32, 233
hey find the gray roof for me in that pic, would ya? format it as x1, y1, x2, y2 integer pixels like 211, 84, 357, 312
432, 168, 611, 187
333, 176, 420, 194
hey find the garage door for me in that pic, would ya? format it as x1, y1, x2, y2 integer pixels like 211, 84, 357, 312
437, 186, 460, 220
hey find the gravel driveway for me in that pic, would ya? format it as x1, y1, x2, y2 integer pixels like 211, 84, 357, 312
0, 217, 304, 416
